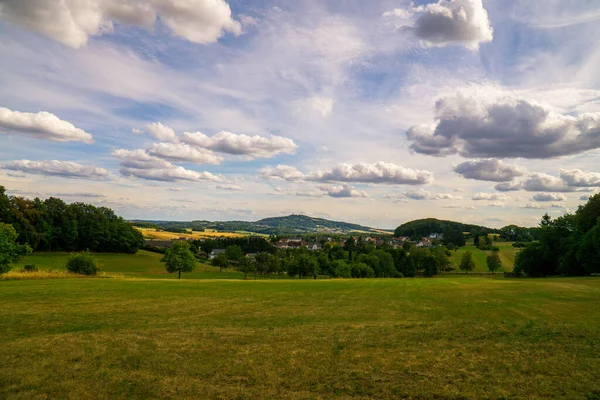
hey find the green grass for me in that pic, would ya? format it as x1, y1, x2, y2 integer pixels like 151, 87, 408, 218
13, 251, 246, 280
450, 244, 519, 272
1, 277, 600, 399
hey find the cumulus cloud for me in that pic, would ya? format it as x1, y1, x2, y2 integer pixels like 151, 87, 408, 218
146, 122, 179, 143
406, 94, 600, 159
259, 162, 433, 185
443, 204, 477, 210
487, 202, 505, 208
560, 169, 600, 187
472, 193, 511, 201
0, 0, 241, 48
432, 193, 462, 200
454, 159, 525, 182
148, 143, 223, 164
319, 184, 370, 198
4, 160, 109, 179
532, 192, 567, 202
112, 149, 222, 183
182, 131, 297, 159
216, 183, 242, 191
522, 173, 573, 192
309, 162, 434, 185
52, 192, 106, 198
296, 190, 324, 198
404, 188, 431, 200
495, 181, 522, 192
0, 107, 93, 143
259, 165, 305, 182
384, 0, 493, 50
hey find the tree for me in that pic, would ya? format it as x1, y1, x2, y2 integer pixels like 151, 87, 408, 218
212, 253, 229, 272
161, 241, 197, 279
225, 245, 244, 262
255, 252, 270, 277
237, 257, 255, 279
459, 251, 475, 274
486, 251, 502, 272
343, 237, 356, 261
473, 234, 480, 248
66, 250, 99, 275
422, 254, 439, 277
0, 223, 31, 274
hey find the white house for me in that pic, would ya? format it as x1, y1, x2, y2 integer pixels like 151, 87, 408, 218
209, 249, 226, 259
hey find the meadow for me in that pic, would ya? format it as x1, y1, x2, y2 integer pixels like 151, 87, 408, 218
1, 276, 600, 399
449, 242, 519, 272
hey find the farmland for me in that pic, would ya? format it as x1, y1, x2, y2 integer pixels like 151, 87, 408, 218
137, 227, 250, 240
2, 275, 600, 399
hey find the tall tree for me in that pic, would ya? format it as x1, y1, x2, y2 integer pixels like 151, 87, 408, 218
459, 251, 475, 274
486, 251, 502, 272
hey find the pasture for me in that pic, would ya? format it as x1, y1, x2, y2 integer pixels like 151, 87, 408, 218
1, 275, 600, 399
449, 244, 519, 272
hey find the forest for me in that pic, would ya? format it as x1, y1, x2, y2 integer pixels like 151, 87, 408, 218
0, 186, 144, 253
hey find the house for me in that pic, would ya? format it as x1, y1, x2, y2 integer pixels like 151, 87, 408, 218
429, 233, 442, 239
209, 249, 226, 259
144, 239, 173, 249
305, 243, 322, 251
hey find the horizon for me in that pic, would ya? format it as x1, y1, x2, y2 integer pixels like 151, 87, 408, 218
2, 0, 600, 229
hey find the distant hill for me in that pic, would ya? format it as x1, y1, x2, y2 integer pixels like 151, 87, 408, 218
133, 215, 387, 235
393, 218, 498, 238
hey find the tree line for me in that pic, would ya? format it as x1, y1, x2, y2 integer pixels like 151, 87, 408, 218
0, 186, 144, 253
514, 194, 600, 276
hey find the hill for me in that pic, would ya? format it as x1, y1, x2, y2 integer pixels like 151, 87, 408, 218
394, 218, 498, 238
133, 215, 387, 235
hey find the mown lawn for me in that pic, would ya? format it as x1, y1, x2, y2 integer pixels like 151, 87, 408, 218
1, 277, 600, 399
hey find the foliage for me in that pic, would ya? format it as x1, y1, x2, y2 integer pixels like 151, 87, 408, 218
224, 245, 244, 262
0, 223, 32, 274
197, 236, 273, 255
0, 186, 143, 253
161, 241, 197, 279
65, 250, 100, 275
486, 251, 502, 272
212, 253, 229, 270
332, 260, 351, 278
394, 218, 497, 238
24, 264, 38, 272
443, 230, 466, 248
237, 257, 256, 279
459, 251, 475, 273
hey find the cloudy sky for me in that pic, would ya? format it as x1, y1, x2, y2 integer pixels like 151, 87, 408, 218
1, 0, 600, 229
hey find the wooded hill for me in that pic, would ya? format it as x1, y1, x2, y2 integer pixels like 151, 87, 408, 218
394, 218, 499, 238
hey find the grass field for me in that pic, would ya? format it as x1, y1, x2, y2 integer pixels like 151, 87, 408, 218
10, 251, 245, 280
450, 244, 519, 272
1, 276, 600, 399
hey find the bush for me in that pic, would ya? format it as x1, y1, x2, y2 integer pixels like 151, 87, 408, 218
24, 264, 38, 272
66, 251, 100, 275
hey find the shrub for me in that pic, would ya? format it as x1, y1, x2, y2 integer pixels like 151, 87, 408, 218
24, 264, 38, 272
66, 251, 100, 275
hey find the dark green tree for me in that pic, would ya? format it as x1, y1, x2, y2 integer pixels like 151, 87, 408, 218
486, 251, 502, 272
459, 251, 475, 273
0, 223, 32, 274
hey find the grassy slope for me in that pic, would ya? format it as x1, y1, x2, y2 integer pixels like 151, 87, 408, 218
13, 251, 245, 280
1, 277, 600, 399
449, 243, 519, 272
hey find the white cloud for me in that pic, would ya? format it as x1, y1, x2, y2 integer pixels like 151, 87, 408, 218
0, 0, 241, 48
309, 162, 434, 185
404, 188, 431, 200
443, 204, 477, 210
182, 131, 297, 158
432, 193, 463, 200
296, 189, 324, 198
472, 193, 511, 201
132, 128, 143, 134
148, 142, 223, 164
319, 184, 370, 198
495, 181, 522, 192
259, 165, 305, 182
296, 96, 334, 117
4, 160, 108, 179
454, 159, 525, 182
146, 122, 179, 143
532, 192, 567, 202
112, 148, 222, 183
560, 169, 600, 187
384, 0, 493, 50
407, 94, 600, 159
0, 107, 93, 143
524, 202, 565, 209
216, 183, 242, 191
487, 202, 505, 208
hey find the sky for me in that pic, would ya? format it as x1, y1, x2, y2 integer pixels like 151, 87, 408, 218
1, 0, 600, 229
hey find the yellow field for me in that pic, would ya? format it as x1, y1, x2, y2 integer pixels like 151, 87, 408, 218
137, 227, 246, 240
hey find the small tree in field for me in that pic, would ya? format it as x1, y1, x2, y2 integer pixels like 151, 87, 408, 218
161, 241, 197, 279
0, 223, 31, 274
212, 253, 229, 272
66, 250, 100, 275
460, 251, 475, 274
238, 257, 255, 279
486, 251, 502, 272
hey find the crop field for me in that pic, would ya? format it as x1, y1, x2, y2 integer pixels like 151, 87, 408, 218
2, 275, 600, 399
137, 227, 248, 240
449, 244, 519, 272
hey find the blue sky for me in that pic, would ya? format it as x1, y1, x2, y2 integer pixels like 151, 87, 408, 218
1, 0, 600, 229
